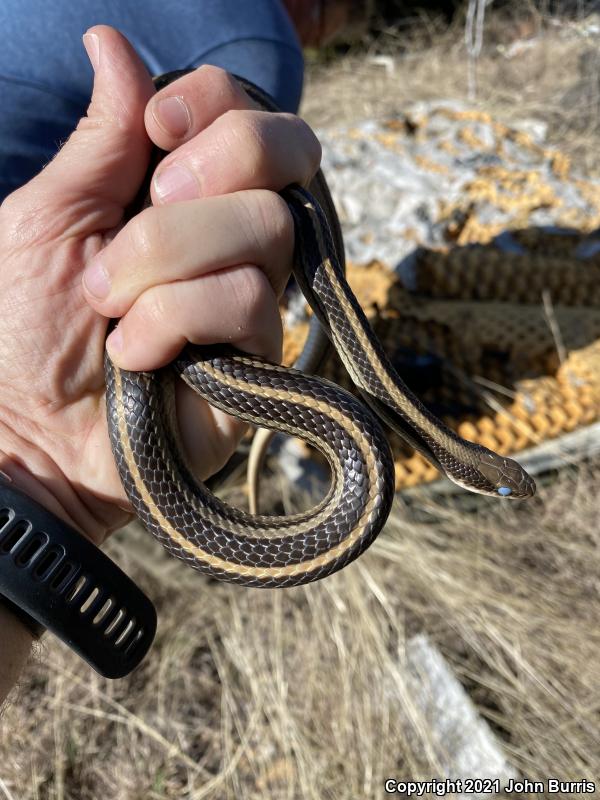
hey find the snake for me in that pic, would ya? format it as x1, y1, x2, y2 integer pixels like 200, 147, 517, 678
104, 70, 536, 589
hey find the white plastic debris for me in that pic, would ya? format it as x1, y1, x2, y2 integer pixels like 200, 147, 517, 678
406, 634, 518, 797
314, 101, 600, 270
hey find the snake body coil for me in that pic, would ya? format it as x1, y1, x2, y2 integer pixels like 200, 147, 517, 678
105, 71, 535, 589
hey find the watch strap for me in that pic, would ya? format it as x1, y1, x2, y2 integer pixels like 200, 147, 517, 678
0, 480, 156, 678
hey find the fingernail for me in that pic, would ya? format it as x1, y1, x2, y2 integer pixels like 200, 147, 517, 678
106, 326, 123, 354
154, 164, 199, 203
83, 256, 110, 299
83, 32, 100, 72
152, 96, 191, 138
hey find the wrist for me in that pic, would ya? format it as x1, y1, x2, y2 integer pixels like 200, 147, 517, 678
0, 418, 132, 546
0, 453, 75, 531
0, 440, 88, 704
0, 477, 157, 679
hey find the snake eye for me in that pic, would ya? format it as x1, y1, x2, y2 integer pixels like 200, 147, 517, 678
497, 486, 512, 497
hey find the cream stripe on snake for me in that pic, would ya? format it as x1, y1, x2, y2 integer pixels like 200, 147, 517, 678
104, 71, 535, 591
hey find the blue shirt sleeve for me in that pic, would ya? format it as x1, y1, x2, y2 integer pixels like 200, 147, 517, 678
0, 0, 304, 199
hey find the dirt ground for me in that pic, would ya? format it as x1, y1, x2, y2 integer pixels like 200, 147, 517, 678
1, 6, 599, 799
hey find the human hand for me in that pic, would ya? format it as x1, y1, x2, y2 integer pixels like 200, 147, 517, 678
0, 24, 321, 545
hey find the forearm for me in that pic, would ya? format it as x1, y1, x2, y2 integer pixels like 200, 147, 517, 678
0, 603, 34, 707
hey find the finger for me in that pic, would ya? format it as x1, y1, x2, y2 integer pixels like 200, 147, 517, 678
82, 190, 294, 314
105, 263, 283, 371
145, 65, 257, 150
7, 25, 156, 240
174, 383, 248, 482
149, 108, 321, 205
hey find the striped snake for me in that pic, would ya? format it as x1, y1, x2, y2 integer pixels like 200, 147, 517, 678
105, 71, 536, 589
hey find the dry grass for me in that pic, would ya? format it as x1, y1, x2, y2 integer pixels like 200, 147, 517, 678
303, 2, 600, 175
2, 5, 600, 798
2, 464, 599, 798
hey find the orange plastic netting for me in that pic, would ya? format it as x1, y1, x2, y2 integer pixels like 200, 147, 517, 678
282, 232, 600, 490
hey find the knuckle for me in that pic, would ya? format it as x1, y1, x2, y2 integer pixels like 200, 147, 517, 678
256, 189, 290, 238
230, 190, 261, 249
233, 265, 271, 314
283, 114, 322, 176
221, 265, 273, 338
127, 207, 164, 265
229, 191, 293, 297
236, 190, 292, 254
211, 110, 321, 189
136, 286, 169, 328
220, 109, 267, 163
196, 64, 241, 98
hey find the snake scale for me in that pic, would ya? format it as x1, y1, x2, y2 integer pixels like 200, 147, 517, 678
104, 70, 536, 589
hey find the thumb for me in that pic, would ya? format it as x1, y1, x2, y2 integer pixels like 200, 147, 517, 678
27, 25, 156, 234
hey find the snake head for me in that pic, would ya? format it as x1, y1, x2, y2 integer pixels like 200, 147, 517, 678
476, 450, 536, 499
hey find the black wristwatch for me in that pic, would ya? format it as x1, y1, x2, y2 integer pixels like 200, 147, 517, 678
0, 479, 156, 678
